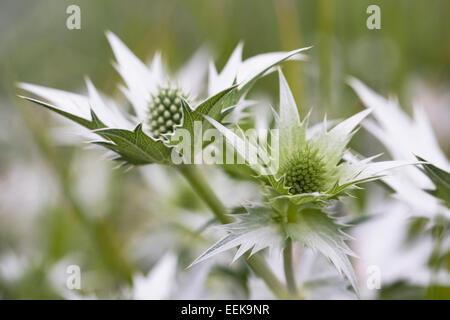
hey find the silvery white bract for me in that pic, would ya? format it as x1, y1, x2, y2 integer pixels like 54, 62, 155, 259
197, 70, 412, 293
18, 32, 310, 167
191, 203, 359, 292
349, 78, 450, 217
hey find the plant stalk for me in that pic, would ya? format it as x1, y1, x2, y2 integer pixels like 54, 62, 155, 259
178, 164, 291, 299
283, 238, 298, 295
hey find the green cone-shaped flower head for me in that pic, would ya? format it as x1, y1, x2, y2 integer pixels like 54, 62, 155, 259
147, 86, 186, 139
281, 145, 328, 194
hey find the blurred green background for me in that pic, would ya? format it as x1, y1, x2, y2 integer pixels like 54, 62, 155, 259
0, 0, 449, 299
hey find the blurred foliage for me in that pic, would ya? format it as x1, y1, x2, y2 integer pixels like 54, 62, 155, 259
0, 0, 449, 299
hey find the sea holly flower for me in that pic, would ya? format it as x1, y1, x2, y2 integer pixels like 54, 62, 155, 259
18, 32, 310, 167
206, 70, 409, 205
196, 70, 412, 292
106, 31, 209, 140
348, 78, 450, 216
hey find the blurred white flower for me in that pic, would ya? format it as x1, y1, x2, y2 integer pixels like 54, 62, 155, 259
133, 252, 178, 300
349, 78, 450, 218
132, 252, 215, 300
0, 159, 56, 219
407, 78, 450, 149
70, 150, 114, 218
0, 252, 28, 283
353, 196, 450, 298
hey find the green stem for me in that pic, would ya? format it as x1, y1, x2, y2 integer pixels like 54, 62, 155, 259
283, 238, 297, 295
178, 164, 232, 224
178, 164, 290, 299
426, 216, 446, 299
245, 253, 290, 299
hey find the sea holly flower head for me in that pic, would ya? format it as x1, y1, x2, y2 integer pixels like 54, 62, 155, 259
197, 70, 413, 293
206, 70, 409, 206
282, 145, 328, 194
18, 32, 310, 168
146, 86, 186, 139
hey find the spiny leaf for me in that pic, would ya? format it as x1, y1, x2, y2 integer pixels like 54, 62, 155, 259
20, 95, 173, 166
416, 156, 450, 208
18, 95, 105, 130
178, 85, 237, 135
92, 141, 150, 165
190, 205, 284, 267
95, 124, 172, 165
168, 86, 237, 162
